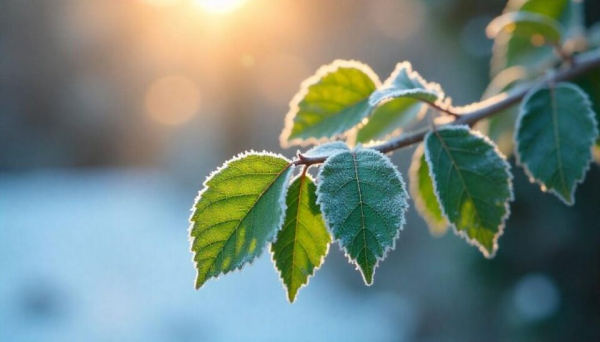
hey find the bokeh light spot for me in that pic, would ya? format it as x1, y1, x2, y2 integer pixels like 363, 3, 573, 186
145, 75, 201, 126
513, 273, 560, 322
531, 34, 546, 47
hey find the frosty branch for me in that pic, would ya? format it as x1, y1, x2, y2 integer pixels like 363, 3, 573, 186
294, 48, 600, 167
189, 1, 600, 303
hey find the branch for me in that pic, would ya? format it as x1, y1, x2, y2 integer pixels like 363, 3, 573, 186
293, 48, 600, 166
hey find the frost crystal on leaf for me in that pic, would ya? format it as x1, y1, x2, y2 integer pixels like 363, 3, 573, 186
280, 60, 380, 147
316, 146, 408, 285
357, 62, 445, 143
271, 174, 331, 302
424, 126, 513, 258
368, 62, 444, 108
515, 83, 599, 205
189, 151, 293, 289
303, 141, 350, 159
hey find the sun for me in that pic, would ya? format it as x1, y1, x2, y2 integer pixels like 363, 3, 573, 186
195, 0, 247, 14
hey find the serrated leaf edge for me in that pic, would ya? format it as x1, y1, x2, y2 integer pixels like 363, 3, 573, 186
316, 146, 409, 285
188, 150, 294, 289
369, 61, 445, 108
280, 60, 382, 148
514, 82, 599, 206
424, 125, 514, 258
269, 173, 331, 303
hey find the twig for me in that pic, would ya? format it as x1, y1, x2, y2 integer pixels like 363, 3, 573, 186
293, 48, 600, 167
427, 101, 460, 117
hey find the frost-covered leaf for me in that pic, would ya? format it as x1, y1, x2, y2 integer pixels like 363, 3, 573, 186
271, 173, 331, 302
424, 126, 513, 257
491, 0, 572, 76
575, 68, 600, 146
357, 63, 443, 143
317, 147, 408, 285
281, 60, 380, 147
515, 83, 598, 205
190, 152, 293, 289
357, 98, 423, 144
303, 141, 350, 159
368, 62, 442, 107
486, 11, 562, 44
409, 144, 447, 237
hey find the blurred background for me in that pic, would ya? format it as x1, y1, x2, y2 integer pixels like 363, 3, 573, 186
1, 0, 600, 341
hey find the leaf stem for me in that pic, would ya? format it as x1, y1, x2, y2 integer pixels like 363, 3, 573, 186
293, 48, 600, 167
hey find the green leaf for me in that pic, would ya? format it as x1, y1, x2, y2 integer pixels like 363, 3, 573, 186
486, 11, 563, 44
424, 126, 513, 258
357, 63, 444, 143
506, 0, 569, 18
281, 60, 380, 147
316, 147, 408, 285
515, 83, 599, 205
574, 66, 600, 145
491, 0, 571, 76
190, 152, 293, 289
368, 62, 442, 106
271, 173, 331, 302
303, 141, 350, 159
409, 144, 448, 237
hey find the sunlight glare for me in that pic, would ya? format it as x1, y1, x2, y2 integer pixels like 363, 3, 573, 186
141, 0, 180, 7
195, 0, 247, 14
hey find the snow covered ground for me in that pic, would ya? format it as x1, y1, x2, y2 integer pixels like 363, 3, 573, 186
0, 169, 415, 342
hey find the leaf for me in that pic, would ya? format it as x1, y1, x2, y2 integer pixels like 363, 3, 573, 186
505, 0, 569, 18
424, 126, 513, 258
409, 144, 448, 237
303, 141, 350, 159
280, 60, 380, 147
190, 152, 293, 289
368, 62, 442, 107
574, 67, 600, 145
357, 63, 444, 143
491, 0, 572, 76
486, 11, 563, 44
316, 146, 408, 285
515, 83, 599, 205
271, 173, 331, 302
357, 99, 423, 144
